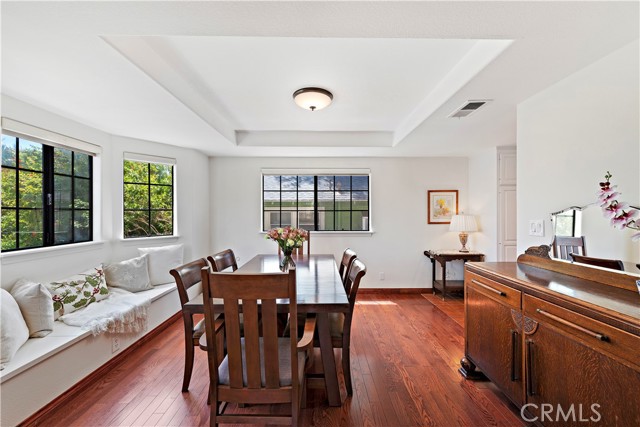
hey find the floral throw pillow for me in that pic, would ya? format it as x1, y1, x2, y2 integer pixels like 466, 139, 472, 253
47, 266, 110, 319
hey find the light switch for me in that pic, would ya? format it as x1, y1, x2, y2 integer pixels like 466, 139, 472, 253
529, 220, 544, 237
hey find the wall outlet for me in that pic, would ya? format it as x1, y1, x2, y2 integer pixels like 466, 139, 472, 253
112, 337, 120, 353
379, 272, 385, 281
529, 220, 544, 237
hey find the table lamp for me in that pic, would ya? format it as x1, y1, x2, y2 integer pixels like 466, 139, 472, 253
449, 214, 478, 252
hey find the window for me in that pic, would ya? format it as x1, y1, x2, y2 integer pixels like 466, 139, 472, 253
123, 158, 174, 238
262, 174, 370, 231
1, 134, 93, 252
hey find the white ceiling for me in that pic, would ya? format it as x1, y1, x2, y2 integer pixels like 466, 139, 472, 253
1, 1, 638, 157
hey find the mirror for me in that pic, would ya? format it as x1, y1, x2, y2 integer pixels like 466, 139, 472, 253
551, 204, 640, 276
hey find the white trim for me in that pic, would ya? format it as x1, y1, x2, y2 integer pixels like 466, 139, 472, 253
119, 235, 180, 244
261, 168, 370, 176
1, 117, 102, 155
124, 152, 176, 165
0, 241, 105, 265
259, 230, 374, 236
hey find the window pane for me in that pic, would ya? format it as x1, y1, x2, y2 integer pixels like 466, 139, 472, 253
281, 192, 297, 210
318, 211, 334, 231
335, 176, 351, 191
124, 184, 149, 209
317, 191, 334, 210
1, 209, 17, 250
298, 211, 314, 230
151, 211, 173, 235
351, 211, 369, 231
74, 210, 91, 242
264, 211, 281, 229
335, 211, 350, 231
281, 176, 297, 190
54, 175, 72, 209
352, 191, 369, 210
18, 209, 43, 248
123, 160, 148, 183
263, 175, 280, 190
298, 176, 314, 190
19, 171, 43, 208
281, 211, 296, 227
1, 169, 16, 207
74, 152, 90, 178
352, 176, 369, 190
150, 163, 172, 185
263, 191, 280, 210
18, 140, 43, 171
2, 135, 17, 167
54, 210, 73, 244
124, 210, 150, 238
151, 185, 172, 209
298, 191, 314, 210
54, 148, 72, 175
318, 175, 333, 190
74, 178, 91, 209
335, 191, 350, 211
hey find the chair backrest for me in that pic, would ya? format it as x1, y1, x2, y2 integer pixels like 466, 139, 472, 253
552, 236, 586, 260
200, 267, 299, 402
207, 249, 238, 272
278, 230, 311, 256
569, 253, 624, 271
344, 258, 367, 309
339, 248, 357, 285
170, 258, 208, 307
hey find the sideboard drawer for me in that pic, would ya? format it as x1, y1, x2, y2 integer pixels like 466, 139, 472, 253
466, 271, 521, 309
524, 294, 640, 370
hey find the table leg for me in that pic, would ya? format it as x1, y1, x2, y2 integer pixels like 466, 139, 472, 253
316, 312, 341, 406
441, 261, 447, 301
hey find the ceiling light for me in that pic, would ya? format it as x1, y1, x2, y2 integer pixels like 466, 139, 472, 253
293, 87, 333, 111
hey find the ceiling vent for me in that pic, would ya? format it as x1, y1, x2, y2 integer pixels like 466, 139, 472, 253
449, 100, 491, 118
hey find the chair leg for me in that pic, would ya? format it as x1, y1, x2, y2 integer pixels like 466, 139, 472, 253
342, 346, 353, 396
182, 339, 195, 392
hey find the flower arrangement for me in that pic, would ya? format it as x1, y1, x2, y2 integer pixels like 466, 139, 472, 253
597, 171, 640, 241
265, 226, 309, 254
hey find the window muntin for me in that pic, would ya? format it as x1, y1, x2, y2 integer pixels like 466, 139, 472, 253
262, 174, 369, 231
123, 159, 174, 238
1, 134, 93, 252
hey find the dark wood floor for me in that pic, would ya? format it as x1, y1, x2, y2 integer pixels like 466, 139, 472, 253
37, 293, 526, 426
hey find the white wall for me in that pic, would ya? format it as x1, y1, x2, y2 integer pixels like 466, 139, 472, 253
517, 40, 640, 262
210, 156, 470, 288
1, 96, 211, 288
468, 148, 500, 261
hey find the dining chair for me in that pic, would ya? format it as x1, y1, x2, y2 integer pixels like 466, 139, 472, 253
278, 230, 311, 256
569, 253, 624, 271
551, 236, 586, 260
338, 248, 357, 285
208, 249, 238, 272
316, 258, 366, 396
199, 267, 316, 426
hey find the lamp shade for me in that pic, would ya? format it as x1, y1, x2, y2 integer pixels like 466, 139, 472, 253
449, 214, 478, 232
293, 87, 333, 111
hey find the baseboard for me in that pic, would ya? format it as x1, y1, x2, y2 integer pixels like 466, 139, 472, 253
19, 311, 182, 427
359, 288, 433, 294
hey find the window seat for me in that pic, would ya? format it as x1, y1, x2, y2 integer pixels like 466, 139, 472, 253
0, 283, 181, 426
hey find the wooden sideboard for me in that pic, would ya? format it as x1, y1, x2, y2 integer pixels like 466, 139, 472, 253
461, 253, 640, 426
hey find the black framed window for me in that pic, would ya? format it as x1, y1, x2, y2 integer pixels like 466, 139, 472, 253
123, 159, 174, 238
262, 174, 369, 231
1, 134, 93, 252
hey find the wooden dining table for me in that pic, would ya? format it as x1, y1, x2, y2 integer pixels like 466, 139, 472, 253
184, 253, 350, 406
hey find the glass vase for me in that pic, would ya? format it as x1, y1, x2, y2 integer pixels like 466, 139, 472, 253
280, 249, 296, 271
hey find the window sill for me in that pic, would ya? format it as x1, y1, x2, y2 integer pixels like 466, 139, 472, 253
119, 235, 181, 244
259, 230, 375, 236
0, 241, 105, 265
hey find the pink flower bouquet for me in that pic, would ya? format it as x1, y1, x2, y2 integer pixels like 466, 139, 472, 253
265, 226, 309, 254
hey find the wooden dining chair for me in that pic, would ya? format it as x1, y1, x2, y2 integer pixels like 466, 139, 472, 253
278, 230, 311, 256
199, 267, 316, 426
569, 253, 624, 271
338, 248, 357, 285
551, 236, 586, 260
208, 249, 238, 272
315, 258, 366, 396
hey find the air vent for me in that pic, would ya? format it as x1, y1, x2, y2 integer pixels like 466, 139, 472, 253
449, 100, 492, 118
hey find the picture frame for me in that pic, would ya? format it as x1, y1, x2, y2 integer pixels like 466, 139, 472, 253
427, 190, 458, 224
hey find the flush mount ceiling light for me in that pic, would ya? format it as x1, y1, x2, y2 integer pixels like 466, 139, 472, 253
293, 87, 333, 111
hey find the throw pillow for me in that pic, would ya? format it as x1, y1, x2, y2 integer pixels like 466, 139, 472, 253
138, 244, 184, 285
46, 265, 110, 319
104, 254, 153, 293
1, 289, 30, 370
11, 279, 55, 338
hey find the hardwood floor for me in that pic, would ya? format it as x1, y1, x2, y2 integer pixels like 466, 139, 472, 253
34, 294, 526, 426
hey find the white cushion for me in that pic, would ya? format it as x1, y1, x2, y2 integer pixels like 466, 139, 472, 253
104, 254, 153, 293
10, 279, 55, 338
46, 265, 110, 320
138, 244, 184, 285
1, 289, 30, 370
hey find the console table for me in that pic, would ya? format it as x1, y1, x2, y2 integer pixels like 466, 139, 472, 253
423, 250, 485, 300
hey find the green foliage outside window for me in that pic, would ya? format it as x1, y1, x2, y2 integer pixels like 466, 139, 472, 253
123, 160, 174, 238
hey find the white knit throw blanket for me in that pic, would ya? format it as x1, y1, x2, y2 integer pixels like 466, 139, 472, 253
59, 288, 151, 336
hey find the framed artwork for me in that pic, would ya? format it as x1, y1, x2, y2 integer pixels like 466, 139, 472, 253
427, 190, 458, 224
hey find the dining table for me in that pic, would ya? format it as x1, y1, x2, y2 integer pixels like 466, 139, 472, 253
184, 253, 350, 407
